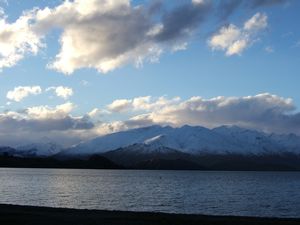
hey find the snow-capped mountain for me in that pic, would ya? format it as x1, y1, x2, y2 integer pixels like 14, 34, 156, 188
16, 142, 62, 157
61, 125, 300, 156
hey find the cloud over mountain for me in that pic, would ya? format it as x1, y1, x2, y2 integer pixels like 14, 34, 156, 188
1, 93, 299, 147
107, 93, 300, 135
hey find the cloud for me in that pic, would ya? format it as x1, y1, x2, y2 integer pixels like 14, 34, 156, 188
107, 93, 300, 135
0, 0, 211, 73
107, 99, 132, 113
26, 102, 75, 120
0, 9, 43, 70
30, 0, 212, 74
0, 102, 94, 146
7, 85, 74, 102
107, 96, 180, 113
46, 86, 73, 99
154, 2, 211, 43
0, 0, 290, 73
208, 12, 268, 56
265, 46, 274, 53
6, 86, 42, 102
244, 12, 268, 31
0, 103, 93, 131
1, 93, 300, 147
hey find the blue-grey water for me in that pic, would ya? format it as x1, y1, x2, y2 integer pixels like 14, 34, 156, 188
0, 168, 300, 218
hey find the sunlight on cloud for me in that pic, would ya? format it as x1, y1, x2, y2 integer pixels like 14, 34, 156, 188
0, 9, 43, 70
46, 86, 73, 99
0, 93, 299, 146
32, 0, 211, 74
6, 86, 42, 102
0, 0, 283, 74
208, 12, 268, 56
26, 102, 75, 119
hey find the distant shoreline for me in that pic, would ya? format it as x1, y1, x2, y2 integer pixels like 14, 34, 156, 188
0, 204, 300, 225
2, 154, 300, 171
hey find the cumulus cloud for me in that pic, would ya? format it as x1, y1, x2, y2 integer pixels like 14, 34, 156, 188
26, 102, 75, 119
87, 108, 110, 119
0, 0, 290, 73
34, 0, 212, 74
46, 86, 73, 99
1, 93, 300, 147
208, 12, 268, 56
107, 99, 132, 113
107, 96, 181, 113
0, 9, 43, 70
0, 102, 94, 146
0, 0, 212, 73
6, 86, 42, 102
107, 93, 300, 135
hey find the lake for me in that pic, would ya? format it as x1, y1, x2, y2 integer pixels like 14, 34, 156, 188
0, 168, 300, 218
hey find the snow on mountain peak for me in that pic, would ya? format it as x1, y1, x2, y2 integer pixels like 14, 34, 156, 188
16, 142, 62, 157
61, 125, 300, 156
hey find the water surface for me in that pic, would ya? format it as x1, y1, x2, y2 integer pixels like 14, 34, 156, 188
0, 168, 300, 218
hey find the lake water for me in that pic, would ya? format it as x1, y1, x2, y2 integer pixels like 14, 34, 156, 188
0, 168, 300, 218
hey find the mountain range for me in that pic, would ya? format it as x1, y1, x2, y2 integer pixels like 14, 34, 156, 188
1, 125, 300, 170
62, 125, 300, 156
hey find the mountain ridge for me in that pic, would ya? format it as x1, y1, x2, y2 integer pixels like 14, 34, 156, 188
2, 125, 300, 171
60, 125, 300, 157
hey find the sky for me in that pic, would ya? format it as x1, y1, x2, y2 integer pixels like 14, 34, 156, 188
0, 0, 299, 147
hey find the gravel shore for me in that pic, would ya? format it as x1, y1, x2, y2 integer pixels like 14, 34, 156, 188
1, 204, 300, 225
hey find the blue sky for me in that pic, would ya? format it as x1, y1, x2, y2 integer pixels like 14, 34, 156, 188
0, 0, 299, 146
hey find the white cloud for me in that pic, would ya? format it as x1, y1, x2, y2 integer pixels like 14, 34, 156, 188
106, 93, 299, 135
208, 12, 268, 56
6, 86, 42, 102
0, 9, 43, 70
0, 0, 212, 73
0, 1, 280, 73
107, 96, 181, 113
244, 12, 268, 31
26, 102, 75, 119
87, 108, 110, 119
1, 93, 300, 147
0, 102, 93, 147
34, 0, 164, 74
46, 86, 73, 99
192, 0, 206, 6
107, 99, 132, 113
31, 0, 211, 74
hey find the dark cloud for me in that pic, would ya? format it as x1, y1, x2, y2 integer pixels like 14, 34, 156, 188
214, 0, 288, 22
155, 2, 212, 42
0, 115, 94, 132
147, 0, 164, 15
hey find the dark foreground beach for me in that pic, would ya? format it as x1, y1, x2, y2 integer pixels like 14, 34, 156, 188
0, 204, 300, 225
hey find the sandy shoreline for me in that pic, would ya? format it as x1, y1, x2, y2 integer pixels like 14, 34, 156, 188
0, 204, 300, 225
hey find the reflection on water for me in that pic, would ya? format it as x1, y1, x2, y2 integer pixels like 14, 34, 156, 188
0, 168, 300, 218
